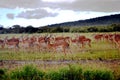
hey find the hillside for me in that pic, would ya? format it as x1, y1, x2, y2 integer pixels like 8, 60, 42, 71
47, 14, 120, 27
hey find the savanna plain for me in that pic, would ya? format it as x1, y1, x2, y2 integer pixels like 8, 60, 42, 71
0, 33, 120, 80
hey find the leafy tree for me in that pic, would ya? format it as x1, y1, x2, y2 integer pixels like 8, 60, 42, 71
25, 25, 38, 33
12, 25, 21, 33
87, 27, 98, 32
112, 24, 120, 31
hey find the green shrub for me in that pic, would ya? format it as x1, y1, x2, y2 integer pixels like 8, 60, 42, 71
1, 65, 115, 80
84, 70, 114, 80
45, 71, 61, 80
45, 65, 83, 80
0, 69, 8, 80
84, 70, 94, 80
59, 65, 82, 80
97, 70, 114, 80
10, 65, 45, 80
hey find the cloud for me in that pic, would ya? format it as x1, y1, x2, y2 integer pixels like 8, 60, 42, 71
53, 0, 120, 12
0, 0, 43, 9
42, 0, 76, 3
0, 0, 120, 12
8, 10, 119, 27
6, 13, 15, 19
16, 8, 58, 19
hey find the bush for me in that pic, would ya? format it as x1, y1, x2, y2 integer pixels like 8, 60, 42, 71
84, 70, 94, 80
0, 65, 115, 80
45, 65, 83, 80
10, 65, 45, 80
45, 71, 61, 80
84, 70, 114, 80
0, 69, 8, 80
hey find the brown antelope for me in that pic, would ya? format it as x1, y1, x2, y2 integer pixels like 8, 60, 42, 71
76, 35, 91, 48
35, 36, 49, 51
71, 37, 80, 47
94, 34, 104, 42
19, 35, 31, 49
4, 36, 19, 49
0, 38, 5, 48
46, 37, 71, 55
113, 34, 120, 49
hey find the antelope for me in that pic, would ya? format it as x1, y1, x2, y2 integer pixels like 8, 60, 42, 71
4, 36, 19, 49
77, 35, 91, 48
0, 38, 5, 48
94, 34, 104, 42
46, 37, 71, 55
113, 34, 120, 49
19, 36, 32, 49
35, 36, 50, 51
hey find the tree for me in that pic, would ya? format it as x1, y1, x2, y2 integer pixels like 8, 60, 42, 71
87, 27, 98, 32
112, 24, 120, 31
12, 25, 21, 33
25, 25, 38, 33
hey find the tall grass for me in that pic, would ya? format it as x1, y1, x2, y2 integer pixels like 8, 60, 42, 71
10, 65, 45, 80
84, 70, 114, 80
0, 65, 116, 80
45, 65, 83, 80
0, 69, 8, 80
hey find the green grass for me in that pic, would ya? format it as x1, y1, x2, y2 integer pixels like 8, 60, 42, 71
0, 49, 119, 60
0, 41, 119, 60
10, 65, 45, 80
0, 64, 116, 80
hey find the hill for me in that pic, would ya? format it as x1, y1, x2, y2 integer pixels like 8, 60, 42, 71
46, 14, 120, 27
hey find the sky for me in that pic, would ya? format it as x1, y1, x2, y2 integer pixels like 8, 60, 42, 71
0, 0, 120, 28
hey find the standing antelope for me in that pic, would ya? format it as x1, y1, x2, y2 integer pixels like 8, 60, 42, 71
4, 36, 19, 49
113, 34, 120, 49
46, 37, 71, 55
0, 38, 5, 48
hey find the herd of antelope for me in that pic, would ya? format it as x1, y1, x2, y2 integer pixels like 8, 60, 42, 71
0, 33, 120, 55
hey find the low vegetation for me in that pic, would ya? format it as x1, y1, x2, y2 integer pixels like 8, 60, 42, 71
0, 65, 116, 80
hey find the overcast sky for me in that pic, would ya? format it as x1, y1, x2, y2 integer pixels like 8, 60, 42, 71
0, 0, 120, 27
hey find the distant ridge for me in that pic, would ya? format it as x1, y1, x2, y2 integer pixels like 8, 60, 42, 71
46, 14, 120, 27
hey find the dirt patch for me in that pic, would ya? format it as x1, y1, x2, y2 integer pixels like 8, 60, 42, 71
0, 59, 120, 69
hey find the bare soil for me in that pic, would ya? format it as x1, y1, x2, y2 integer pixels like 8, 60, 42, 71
0, 59, 120, 69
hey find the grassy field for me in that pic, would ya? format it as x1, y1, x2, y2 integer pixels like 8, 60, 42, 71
0, 33, 120, 60
0, 33, 120, 80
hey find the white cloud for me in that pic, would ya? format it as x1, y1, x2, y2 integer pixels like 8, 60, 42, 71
0, 0, 120, 12
42, 0, 76, 3
16, 8, 58, 19
42, 7, 60, 13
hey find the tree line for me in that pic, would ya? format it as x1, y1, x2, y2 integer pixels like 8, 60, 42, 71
0, 24, 120, 34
